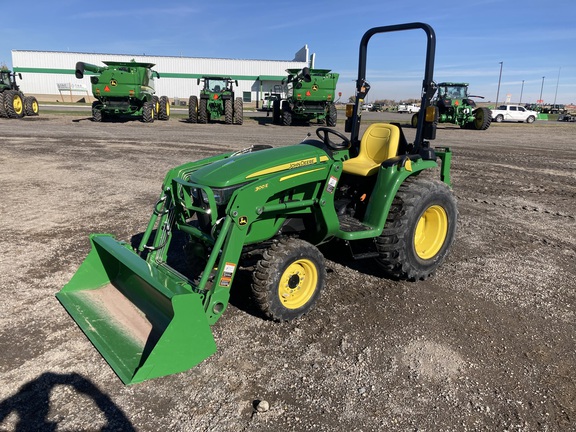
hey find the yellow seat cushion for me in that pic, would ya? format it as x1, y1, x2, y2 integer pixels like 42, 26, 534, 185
343, 123, 401, 176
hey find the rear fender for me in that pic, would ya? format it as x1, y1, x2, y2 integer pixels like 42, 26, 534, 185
362, 157, 439, 231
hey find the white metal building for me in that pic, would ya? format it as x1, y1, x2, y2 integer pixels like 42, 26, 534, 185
11, 47, 311, 106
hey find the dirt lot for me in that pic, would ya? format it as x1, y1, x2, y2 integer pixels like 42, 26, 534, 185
0, 112, 574, 431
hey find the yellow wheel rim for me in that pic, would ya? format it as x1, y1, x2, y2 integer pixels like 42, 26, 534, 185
278, 259, 318, 309
166, 102, 170, 116
14, 95, 23, 115
414, 205, 448, 260
32, 100, 39, 114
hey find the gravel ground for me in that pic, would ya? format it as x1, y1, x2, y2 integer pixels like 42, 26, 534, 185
0, 112, 574, 431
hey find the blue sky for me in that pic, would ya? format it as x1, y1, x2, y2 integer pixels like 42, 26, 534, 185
2, 0, 575, 104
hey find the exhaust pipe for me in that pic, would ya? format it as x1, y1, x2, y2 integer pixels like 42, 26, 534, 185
75, 62, 106, 79
297, 67, 312, 83
75, 62, 86, 79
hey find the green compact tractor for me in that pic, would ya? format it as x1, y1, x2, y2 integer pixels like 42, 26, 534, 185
75, 60, 170, 123
57, 23, 457, 384
188, 76, 243, 125
412, 82, 491, 130
0, 69, 39, 118
273, 68, 339, 126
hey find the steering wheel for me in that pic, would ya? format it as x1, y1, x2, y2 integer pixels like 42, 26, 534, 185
315, 127, 351, 150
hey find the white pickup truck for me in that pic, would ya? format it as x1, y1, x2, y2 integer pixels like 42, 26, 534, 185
491, 105, 538, 123
397, 103, 420, 113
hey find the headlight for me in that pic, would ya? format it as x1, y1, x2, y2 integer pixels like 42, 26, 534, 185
211, 183, 248, 205
191, 188, 210, 204
192, 183, 248, 206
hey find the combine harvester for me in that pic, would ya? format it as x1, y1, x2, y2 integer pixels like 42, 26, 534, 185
75, 60, 170, 122
272, 68, 339, 126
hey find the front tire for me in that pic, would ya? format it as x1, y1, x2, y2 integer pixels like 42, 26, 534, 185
375, 177, 457, 281
5, 90, 24, 118
158, 96, 170, 120
233, 97, 243, 125
152, 96, 160, 116
224, 99, 233, 124
0, 93, 7, 118
252, 238, 326, 321
142, 101, 155, 123
495, 114, 504, 123
411, 113, 419, 128
526, 115, 535, 123
188, 95, 198, 123
198, 99, 208, 124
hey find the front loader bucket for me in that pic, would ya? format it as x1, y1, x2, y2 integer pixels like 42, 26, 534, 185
56, 234, 217, 384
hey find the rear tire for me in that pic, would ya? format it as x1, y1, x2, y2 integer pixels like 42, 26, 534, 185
472, 107, 491, 130
326, 103, 337, 127
282, 110, 292, 126
233, 97, 243, 125
188, 95, 198, 123
158, 96, 170, 120
24, 96, 39, 116
411, 113, 419, 128
375, 177, 457, 281
272, 99, 281, 124
92, 101, 103, 122
252, 238, 326, 321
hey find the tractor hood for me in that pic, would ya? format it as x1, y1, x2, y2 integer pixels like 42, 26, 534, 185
188, 144, 331, 188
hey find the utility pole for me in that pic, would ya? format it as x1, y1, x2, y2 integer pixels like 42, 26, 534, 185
495, 62, 503, 107
519, 80, 524, 104
553, 67, 561, 106
539, 76, 545, 105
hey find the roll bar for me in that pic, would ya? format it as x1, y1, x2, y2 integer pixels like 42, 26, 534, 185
349, 22, 437, 155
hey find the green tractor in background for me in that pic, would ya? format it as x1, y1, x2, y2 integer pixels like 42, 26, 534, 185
75, 60, 170, 123
57, 23, 457, 385
0, 68, 39, 118
188, 76, 243, 125
412, 82, 491, 130
273, 68, 339, 126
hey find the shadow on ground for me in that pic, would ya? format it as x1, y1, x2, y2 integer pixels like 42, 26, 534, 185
0, 372, 135, 431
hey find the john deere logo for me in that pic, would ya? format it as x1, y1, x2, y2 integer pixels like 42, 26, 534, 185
110, 79, 118, 87
239, 216, 248, 225
312, 84, 318, 91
